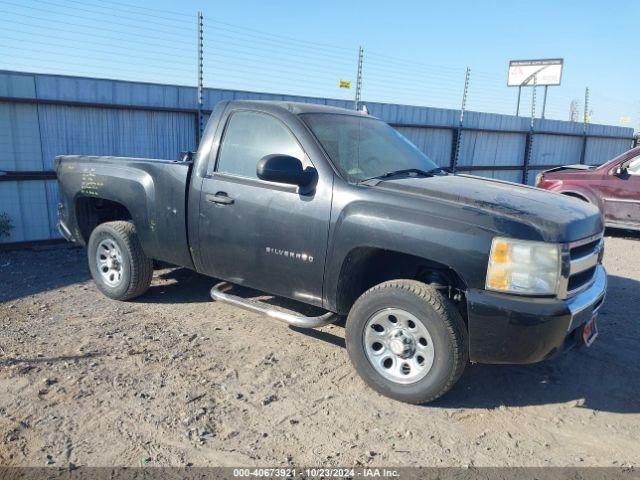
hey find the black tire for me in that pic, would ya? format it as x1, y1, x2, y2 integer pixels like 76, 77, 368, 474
345, 280, 468, 404
87, 221, 153, 301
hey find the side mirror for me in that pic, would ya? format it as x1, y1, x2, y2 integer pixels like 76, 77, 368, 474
257, 154, 316, 187
180, 151, 194, 162
615, 165, 626, 177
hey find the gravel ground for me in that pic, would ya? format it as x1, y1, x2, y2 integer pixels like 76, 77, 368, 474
0, 231, 639, 468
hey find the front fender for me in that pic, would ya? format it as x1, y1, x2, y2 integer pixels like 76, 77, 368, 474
323, 199, 495, 312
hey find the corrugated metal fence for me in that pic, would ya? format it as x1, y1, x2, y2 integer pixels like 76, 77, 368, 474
0, 70, 635, 245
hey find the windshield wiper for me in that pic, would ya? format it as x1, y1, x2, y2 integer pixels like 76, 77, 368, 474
360, 167, 447, 183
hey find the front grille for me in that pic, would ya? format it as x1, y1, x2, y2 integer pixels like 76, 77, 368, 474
570, 238, 601, 260
568, 266, 597, 292
561, 233, 603, 298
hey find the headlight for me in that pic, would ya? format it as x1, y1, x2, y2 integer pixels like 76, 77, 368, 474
486, 237, 560, 295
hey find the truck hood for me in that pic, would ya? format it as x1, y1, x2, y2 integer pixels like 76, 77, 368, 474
375, 174, 603, 242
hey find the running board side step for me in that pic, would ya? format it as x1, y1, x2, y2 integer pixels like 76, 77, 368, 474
210, 282, 338, 329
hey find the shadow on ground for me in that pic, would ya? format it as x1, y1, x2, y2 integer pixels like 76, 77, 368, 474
605, 227, 640, 239
0, 352, 102, 367
0, 246, 89, 303
132, 268, 216, 304
135, 268, 349, 348
134, 268, 332, 321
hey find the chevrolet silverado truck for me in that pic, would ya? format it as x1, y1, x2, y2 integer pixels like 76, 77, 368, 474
536, 146, 640, 231
56, 100, 607, 404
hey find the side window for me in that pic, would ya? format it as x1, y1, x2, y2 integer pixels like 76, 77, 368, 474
627, 156, 640, 176
216, 111, 305, 179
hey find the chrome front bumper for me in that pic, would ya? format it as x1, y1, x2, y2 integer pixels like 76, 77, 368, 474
566, 264, 607, 332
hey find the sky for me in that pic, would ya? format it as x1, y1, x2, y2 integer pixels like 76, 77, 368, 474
0, 0, 638, 129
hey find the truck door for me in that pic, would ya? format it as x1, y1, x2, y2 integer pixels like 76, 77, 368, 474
197, 109, 332, 307
601, 154, 640, 229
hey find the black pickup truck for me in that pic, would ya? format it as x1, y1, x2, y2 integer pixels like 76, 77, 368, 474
56, 100, 607, 404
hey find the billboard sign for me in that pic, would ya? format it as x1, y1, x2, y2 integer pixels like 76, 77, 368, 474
508, 58, 563, 87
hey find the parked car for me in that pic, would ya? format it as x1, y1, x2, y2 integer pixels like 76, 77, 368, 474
536, 146, 640, 231
56, 100, 606, 404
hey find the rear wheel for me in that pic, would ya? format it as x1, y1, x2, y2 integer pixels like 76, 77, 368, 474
345, 280, 467, 404
87, 221, 153, 301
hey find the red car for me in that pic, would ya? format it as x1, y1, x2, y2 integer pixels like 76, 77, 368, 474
536, 146, 640, 231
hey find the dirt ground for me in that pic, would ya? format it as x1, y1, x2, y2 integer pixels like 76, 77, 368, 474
1, 231, 639, 468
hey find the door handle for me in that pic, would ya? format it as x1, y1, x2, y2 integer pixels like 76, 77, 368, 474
206, 192, 234, 205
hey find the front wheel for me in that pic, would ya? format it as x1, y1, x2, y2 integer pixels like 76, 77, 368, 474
345, 280, 468, 404
87, 221, 153, 301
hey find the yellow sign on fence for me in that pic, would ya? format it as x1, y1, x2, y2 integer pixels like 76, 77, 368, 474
339, 80, 351, 89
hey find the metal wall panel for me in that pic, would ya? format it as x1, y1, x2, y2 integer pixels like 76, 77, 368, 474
369, 103, 459, 127
0, 102, 43, 171
0, 71, 635, 244
5, 71, 632, 139
457, 131, 526, 167
35, 73, 196, 110
536, 117, 583, 135
584, 137, 634, 166
464, 110, 529, 132
0, 71, 36, 98
530, 134, 583, 166
37, 104, 197, 169
396, 127, 453, 166
203, 87, 354, 111
44, 180, 61, 239
461, 170, 522, 183
0, 180, 51, 242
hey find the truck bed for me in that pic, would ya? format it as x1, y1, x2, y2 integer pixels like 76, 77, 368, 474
56, 155, 194, 269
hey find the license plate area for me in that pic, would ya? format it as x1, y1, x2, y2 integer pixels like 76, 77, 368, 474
582, 316, 598, 347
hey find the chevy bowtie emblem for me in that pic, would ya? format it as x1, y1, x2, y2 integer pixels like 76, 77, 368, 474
265, 247, 314, 263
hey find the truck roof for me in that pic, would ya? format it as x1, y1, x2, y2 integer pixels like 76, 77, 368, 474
227, 99, 369, 116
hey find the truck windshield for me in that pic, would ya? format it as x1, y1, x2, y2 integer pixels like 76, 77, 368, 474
301, 113, 439, 182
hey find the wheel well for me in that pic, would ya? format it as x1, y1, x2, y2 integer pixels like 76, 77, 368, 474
335, 247, 467, 315
75, 197, 132, 243
560, 191, 590, 203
